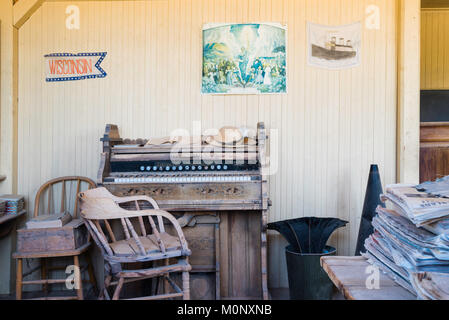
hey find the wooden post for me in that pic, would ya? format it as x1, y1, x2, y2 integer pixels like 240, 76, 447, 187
397, 0, 421, 184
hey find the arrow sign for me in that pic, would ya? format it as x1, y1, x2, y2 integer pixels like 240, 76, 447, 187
45, 52, 107, 82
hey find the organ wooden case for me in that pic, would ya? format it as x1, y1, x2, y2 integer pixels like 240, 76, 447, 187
97, 123, 270, 300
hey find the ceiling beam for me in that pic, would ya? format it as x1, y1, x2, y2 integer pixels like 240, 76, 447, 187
13, 0, 44, 28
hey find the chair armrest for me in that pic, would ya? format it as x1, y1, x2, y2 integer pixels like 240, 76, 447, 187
136, 209, 189, 252
114, 195, 160, 209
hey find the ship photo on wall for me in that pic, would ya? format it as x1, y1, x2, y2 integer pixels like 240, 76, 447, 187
307, 22, 361, 69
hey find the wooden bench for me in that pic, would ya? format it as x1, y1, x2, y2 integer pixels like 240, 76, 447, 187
321, 256, 416, 300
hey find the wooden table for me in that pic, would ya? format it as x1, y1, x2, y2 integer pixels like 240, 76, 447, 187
321, 256, 417, 300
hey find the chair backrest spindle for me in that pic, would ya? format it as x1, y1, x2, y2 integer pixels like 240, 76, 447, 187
120, 218, 131, 240
60, 179, 66, 213
47, 186, 52, 215
124, 218, 146, 255
104, 219, 117, 242
135, 201, 147, 237
74, 179, 81, 216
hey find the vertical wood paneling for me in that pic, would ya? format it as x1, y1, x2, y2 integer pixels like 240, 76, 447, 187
18, 0, 398, 289
421, 10, 449, 89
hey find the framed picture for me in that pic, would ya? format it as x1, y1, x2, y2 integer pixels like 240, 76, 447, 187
307, 22, 361, 70
202, 23, 287, 95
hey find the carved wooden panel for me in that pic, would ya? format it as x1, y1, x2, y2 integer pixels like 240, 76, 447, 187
105, 183, 260, 201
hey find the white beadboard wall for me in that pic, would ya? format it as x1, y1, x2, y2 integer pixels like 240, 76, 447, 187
18, 0, 398, 288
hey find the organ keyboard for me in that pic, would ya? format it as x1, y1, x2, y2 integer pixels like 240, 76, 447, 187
106, 174, 256, 184
97, 123, 270, 300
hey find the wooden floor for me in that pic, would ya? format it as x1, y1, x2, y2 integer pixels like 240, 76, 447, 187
1, 288, 345, 300
0, 289, 97, 300
1, 288, 291, 300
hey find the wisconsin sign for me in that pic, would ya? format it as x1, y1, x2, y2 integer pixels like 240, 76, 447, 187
45, 52, 107, 82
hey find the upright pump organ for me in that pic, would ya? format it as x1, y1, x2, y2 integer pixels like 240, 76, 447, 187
98, 123, 270, 300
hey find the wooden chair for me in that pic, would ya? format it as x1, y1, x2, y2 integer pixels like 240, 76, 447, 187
79, 187, 192, 300
13, 176, 97, 300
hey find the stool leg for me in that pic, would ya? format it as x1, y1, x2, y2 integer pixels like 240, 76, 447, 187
73, 255, 83, 300
16, 258, 23, 300
182, 271, 190, 300
41, 258, 48, 295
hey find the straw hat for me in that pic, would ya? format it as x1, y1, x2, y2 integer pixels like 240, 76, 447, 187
207, 126, 244, 146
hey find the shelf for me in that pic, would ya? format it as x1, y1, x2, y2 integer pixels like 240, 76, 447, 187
0, 210, 26, 226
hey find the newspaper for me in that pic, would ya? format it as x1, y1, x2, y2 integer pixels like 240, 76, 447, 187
417, 175, 449, 198
423, 218, 449, 235
363, 235, 415, 294
382, 184, 449, 227
363, 206, 449, 299
410, 272, 449, 300
375, 208, 449, 260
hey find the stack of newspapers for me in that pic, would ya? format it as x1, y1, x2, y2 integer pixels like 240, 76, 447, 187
363, 181, 449, 300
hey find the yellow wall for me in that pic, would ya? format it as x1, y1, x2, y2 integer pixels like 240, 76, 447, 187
421, 9, 449, 90
15, 0, 398, 289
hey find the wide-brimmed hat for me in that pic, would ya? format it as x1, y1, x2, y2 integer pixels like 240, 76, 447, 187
206, 126, 244, 146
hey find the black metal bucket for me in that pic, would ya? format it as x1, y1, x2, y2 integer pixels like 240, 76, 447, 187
285, 245, 336, 300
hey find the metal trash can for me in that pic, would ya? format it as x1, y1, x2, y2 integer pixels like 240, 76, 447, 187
286, 245, 336, 300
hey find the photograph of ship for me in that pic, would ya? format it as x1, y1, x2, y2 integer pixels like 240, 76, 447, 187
202, 23, 287, 94
312, 37, 356, 60
308, 22, 361, 69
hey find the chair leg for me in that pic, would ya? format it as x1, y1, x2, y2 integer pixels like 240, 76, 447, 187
182, 271, 190, 300
164, 259, 169, 294
112, 277, 124, 300
86, 254, 98, 294
41, 258, 48, 295
73, 255, 83, 300
16, 258, 23, 300
154, 276, 160, 295
101, 275, 112, 300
